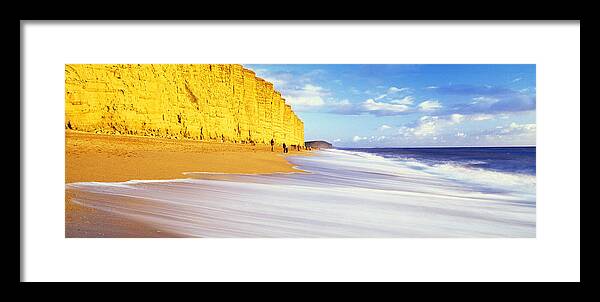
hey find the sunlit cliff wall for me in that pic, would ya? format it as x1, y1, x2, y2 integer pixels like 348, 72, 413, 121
65, 64, 304, 147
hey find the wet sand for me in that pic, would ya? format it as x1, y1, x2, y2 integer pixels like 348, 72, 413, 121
66, 190, 185, 237
65, 130, 308, 237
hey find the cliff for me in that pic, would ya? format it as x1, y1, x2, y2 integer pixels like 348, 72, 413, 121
305, 141, 333, 149
65, 64, 304, 147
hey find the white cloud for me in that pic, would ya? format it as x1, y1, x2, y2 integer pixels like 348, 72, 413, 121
333, 138, 342, 143
286, 96, 325, 107
383, 116, 535, 147
329, 99, 351, 106
397, 114, 466, 138
457, 121, 537, 146
478, 122, 536, 145
302, 84, 326, 93
362, 99, 411, 115
352, 135, 368, 142
495, 122, 536, 134
351, 135, 387, 144
378, 124, 392, 131
284, 84, 329, 109
512, 77, 522, 83
426, 86, 438, 89
375, 94, 387, 100
387, 86, 410, 94
412, 116, 440, 136
470, 96, 499, 105
470, 114, 494, 121
389, 96, 414, 105
508, 122, 536, 133
418, 100, 443, 111
450, 114, 464, 124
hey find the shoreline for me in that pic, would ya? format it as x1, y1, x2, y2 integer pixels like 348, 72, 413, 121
66, 148, 535, 238
65, 130, 310, 237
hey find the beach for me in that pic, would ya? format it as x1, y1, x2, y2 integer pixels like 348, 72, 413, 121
65, 130, 307, 237
66, 140, 536, 238
66, 130, 305, 183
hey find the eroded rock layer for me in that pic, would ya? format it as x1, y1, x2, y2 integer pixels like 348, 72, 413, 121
65, 64, 305, 146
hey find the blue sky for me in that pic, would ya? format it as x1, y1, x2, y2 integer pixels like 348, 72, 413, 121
246, 64, 536, 147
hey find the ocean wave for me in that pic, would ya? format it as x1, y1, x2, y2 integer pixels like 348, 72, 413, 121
325, 148, 536, 196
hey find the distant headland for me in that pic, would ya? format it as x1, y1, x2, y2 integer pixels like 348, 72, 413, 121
305, 140, 333, 149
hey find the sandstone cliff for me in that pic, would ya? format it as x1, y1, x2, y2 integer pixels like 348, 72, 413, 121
65, 64, 304, 147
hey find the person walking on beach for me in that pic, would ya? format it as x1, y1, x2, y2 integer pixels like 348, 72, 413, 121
282, 142, 287, 153
270, 138, 274, 152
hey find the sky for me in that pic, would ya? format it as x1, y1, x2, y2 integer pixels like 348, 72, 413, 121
246, 64, 536, 148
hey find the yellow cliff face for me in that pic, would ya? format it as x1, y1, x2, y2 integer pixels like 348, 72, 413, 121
65, 64, 305, 147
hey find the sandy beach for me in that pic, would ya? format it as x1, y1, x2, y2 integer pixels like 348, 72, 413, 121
66, 130, 306, 183
67, 148, 536, 238
65, 130, 307, 237
65, 131, 535, 238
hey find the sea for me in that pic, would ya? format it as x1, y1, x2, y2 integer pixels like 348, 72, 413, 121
343, 147, 536, 176
66, 147, 536, 237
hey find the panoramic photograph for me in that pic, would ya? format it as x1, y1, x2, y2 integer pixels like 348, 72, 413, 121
65, 64, 536, 238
